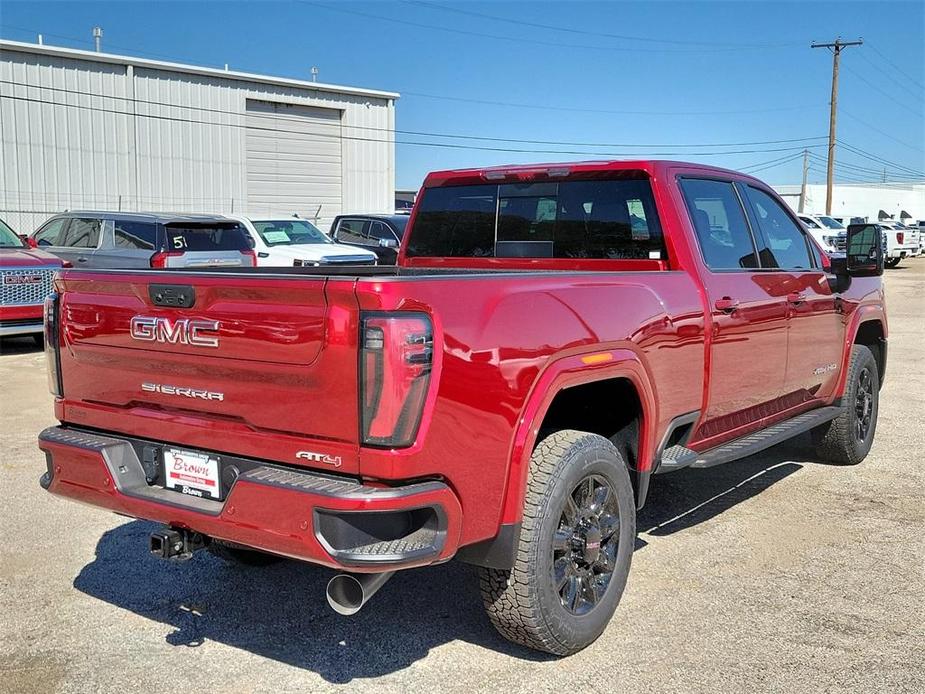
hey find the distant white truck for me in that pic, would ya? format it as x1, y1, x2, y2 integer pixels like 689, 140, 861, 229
874, 220, 919, 268
226, 215, 378, 268
796, 213, 848, 254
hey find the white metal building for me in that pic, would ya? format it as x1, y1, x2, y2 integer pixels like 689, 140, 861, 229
0, 39, 398, 232
774, 181, 925, 223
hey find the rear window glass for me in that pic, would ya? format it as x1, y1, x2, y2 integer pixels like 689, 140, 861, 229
406, 178, 664, 259
115, 220, 157, 250
165, 223, 251, 252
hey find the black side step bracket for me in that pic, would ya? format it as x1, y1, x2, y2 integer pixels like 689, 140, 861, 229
658, 406, 842, 472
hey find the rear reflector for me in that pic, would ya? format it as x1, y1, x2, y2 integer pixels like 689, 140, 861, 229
360, 313, 433, 448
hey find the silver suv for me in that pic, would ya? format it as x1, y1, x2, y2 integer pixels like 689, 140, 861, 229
28, 212, 256, 269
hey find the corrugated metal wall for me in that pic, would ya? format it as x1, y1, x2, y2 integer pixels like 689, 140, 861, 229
0, 43, 395, 232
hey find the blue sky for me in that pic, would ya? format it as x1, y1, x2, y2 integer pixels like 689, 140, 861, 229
2, 0, 923, 189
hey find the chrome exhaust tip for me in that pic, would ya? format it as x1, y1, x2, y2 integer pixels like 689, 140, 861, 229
326, 571, 395, 616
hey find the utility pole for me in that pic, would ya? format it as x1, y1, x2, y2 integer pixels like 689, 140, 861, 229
811, 37, 862, 214
798, 148, 809, 212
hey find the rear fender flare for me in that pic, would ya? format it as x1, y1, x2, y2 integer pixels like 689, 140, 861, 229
499, 348, 657, 525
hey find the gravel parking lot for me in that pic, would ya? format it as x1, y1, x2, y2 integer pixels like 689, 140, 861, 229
1, 263, 922, 694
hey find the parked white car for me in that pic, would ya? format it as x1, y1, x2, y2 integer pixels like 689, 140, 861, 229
227, 215, 378, 267
796, 214, 848, 254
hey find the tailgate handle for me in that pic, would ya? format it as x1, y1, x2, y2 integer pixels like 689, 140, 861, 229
150, 284, 196, 308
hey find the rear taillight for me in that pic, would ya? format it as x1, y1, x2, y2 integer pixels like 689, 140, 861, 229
360, 313, 433, 448
897, 232, 904, 245
150, 251, 182, 268
241, 249, 257, 267
44, 292, 63, 397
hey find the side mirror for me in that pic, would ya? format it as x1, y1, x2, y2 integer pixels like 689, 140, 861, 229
25, 236, 38, 249
845, 224, 884, 277
378, 237, 398, 249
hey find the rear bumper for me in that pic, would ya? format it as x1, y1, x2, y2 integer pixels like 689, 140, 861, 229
39, 426, 462, 571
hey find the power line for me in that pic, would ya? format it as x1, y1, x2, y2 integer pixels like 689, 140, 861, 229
840, 63, 923, 116
840, 109, 925, 153
401, 89, 825, 116
0, 91, 829, 158
836, 140, 925, 177
807, 151, 921, 180
0, 78, 829, 149
403, 0, 802, 49
867, 42, 924, 91
0, 27, 829, 117
303, 1, 799, 54
740, 152, 805, 173
855, 50, 923, 97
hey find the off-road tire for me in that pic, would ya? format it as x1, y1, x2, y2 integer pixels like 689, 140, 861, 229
812, 344, 879, 465
884, 257, 901, 268
207, 540, 284, 566
477, 430, 636, 656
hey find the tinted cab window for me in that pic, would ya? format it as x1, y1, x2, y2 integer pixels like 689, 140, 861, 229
335, 219, 371, 245
407, 178, 665, 259
743, 186, 814, 269
679, 178, 757, 269
114, 220, 157, 250
369, 221, 398, 243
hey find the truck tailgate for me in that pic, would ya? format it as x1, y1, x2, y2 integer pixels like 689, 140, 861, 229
55, 271, 361, 471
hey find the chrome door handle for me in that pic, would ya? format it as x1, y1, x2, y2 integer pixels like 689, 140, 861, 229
714, 297, 739, 313
787, 292, 806, 305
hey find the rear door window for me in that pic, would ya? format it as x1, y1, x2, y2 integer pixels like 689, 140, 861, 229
61, 218, 102, 248
742, 186, 814, 270
34, 218, 69, 247
407, 178, 664, 259
165, 223, 251, 252
368, 221, 398, 243
336, 219, 372, 245
679, 178, 758, 270
114, 220, 157, 250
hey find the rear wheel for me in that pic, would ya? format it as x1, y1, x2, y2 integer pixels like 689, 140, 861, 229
884, 257, 901, 268
812, 345, 879, 465
207, 540, 284, 567
478, 430, 636, 656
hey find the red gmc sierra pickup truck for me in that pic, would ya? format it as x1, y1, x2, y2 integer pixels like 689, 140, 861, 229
38, 160, 887, 655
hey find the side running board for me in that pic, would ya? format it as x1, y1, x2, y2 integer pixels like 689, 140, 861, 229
658, 406, 842, 473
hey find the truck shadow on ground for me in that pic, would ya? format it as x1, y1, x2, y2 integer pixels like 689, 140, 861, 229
73, 434, 821, 682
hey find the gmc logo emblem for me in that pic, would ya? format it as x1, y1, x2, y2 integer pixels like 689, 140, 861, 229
130, 316, 220, 348
4, 274, 43, 285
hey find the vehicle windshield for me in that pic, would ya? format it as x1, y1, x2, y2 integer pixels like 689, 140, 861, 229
252, 220, 331, 246
818, 216, 845, 230
0, 218, 24, 247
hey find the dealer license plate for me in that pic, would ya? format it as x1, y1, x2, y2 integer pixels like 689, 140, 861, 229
164, 448, 221, 500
